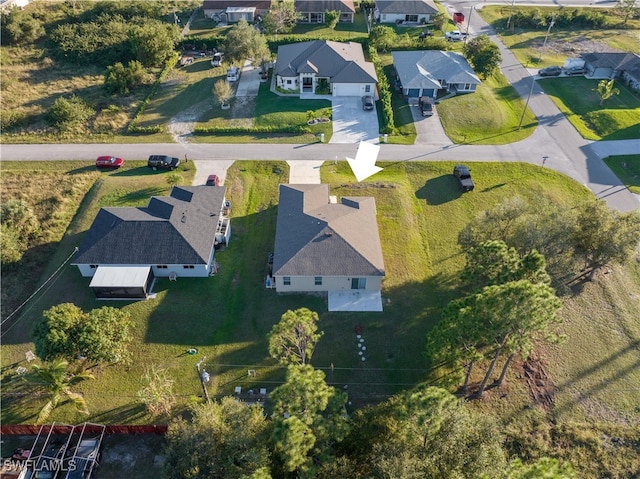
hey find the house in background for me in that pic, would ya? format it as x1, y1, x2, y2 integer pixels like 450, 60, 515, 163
581, 52, 640, 93
271, 184, 385, 312
202, 0, 272, 22
72, 186, 231, 299
275, 40, 378, 96
392, 50, 480, 102
374, 0, 438, 24
295, 0, 356, 23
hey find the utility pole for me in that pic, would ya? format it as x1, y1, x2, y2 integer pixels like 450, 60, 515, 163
464, 6, 474, 44
506, 0, 515, 29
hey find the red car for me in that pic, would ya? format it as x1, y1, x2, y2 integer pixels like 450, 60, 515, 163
96, 155, 123, 169
206, 174, 221, 186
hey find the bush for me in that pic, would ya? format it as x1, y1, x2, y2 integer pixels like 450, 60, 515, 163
48, 95, 95, 131
104, 60, 152, 95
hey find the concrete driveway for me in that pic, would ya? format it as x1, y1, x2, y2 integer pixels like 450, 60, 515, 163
329, 97, 380, 144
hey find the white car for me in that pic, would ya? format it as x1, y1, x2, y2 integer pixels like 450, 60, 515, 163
211, 52, 223, 67
445, 30, 468, 41
226, 66, 240, 82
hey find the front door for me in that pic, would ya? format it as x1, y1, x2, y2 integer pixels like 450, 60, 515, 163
351, 278, 366, 289
302, 77, 313, 92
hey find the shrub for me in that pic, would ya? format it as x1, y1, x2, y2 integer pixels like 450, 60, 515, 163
48, 95, 95, 131
104, 60, 152, 95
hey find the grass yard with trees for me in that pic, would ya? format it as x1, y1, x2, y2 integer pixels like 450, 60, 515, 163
2, 160, 639, 477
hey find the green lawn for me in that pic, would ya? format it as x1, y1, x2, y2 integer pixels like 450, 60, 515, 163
538, 77, 640, 140
4, 159, 624, 426
604, 155, 640, 194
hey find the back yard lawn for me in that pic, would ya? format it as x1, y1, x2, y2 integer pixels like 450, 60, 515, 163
8, 159, 639, 428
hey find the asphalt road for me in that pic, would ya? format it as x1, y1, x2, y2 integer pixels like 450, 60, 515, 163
1, 0, 638, 212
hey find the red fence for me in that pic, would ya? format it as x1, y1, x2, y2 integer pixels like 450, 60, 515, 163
0, 424, 167, 435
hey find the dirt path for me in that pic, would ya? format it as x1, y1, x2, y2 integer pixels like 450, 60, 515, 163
167, 99, 213, 144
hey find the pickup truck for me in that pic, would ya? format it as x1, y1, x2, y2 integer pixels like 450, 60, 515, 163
453, 165, 474, 192
445, 30, 468, 42
148, 155, 180, 170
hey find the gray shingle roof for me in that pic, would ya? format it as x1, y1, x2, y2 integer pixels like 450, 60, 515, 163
582, 52, 640, 80
273, 184, 385, 277
275, 40, 378, 83
295, 0, 355, 13
375, 0, 438, 15
392, 50, 480, 89
203, 0, 272, 11
73, 186, 227, 266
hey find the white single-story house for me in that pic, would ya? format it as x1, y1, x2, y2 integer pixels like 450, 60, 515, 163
73, 186, 231, 299
271, 184, 385, 303
202, 0, 272, 22
374, 0, 438, 24
392, 50, 480, 102
582, 52, 640, 93
275, 40, 378, 96
295, 0, 355, 23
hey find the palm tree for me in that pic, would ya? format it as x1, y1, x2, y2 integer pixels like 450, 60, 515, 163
26, 359, 94, 424
594, 79, 620, 106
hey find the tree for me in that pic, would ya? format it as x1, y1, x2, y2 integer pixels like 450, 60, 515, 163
224, 18, 270, 64
324, 10, 340, 30
268, 308, 323, 365
77, 306, 133, 364
164, 397, 271, 479
262, 1, 300, 35
0, 225, 22, 265
613, 0, 640, 24
129, 22, 179, 68
33, 303, 86, 362
369, 25, 397, 52
48, 95, 95, 131
463, 35, 502, 78
431, 12, 447, 31
212, 79, 234, 108
137, 366, 176, 417
33, 303, 133, 365
25, 359, 94, 424
270, 365, 349, 476
570, 200, 640, 280
104, 60, 151, 95
272, 416, 316, 476
1, 8, 45, 45
166, 172, 182, 186
594, 79, 620, 106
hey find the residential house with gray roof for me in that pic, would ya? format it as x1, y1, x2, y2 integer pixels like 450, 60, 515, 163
374, 0, 438, 24
581, 52, 640, 93
271, 184, 385, 310
202, 0, 271, 22
392, 50, 480, 102
295, 0, 355, 23
275, 40, 378, 96
73, 186, 231, 299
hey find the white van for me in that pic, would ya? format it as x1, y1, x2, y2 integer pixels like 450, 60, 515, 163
226, 66, 240, 82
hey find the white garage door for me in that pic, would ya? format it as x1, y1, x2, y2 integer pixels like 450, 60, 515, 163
333, 83, 363, 97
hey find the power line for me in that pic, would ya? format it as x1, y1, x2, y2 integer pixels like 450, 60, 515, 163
1, 247, 78, 336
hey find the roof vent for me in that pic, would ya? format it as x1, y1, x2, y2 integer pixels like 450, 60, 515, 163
181, 213, 187, 223
325, 231, 333, 237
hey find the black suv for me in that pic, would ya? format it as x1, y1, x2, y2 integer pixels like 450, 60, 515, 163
453, 164, 474, 192
148, 155, 180, 170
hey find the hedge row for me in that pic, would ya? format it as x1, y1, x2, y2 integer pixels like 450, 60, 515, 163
193, 125, 312, 135
368, 46, 395, 134
127, 52, 179, 134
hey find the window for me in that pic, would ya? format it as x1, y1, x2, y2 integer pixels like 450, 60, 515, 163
283, 277, 291, 286
315, 277, 322, 286
464, 83, 471, 90
183, 265, 194, 269
287, 79, 292, 85
156, 265, 168, 269
365, 85, 371, 93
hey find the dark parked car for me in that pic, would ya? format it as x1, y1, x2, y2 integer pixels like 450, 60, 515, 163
95, 155, 123, 169
418, 30, 433, 40
538, 66, 562, 77
148, 155, 180, 170
419, 96, 434, 117
362, 95, 374, 111
564, 66, 587, 76
453, 164, 474, 192
206, 174, 221, 186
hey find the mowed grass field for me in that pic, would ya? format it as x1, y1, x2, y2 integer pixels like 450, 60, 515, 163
2, 159, 639, 440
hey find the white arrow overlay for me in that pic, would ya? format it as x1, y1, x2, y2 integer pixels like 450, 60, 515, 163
346, 141, 383, 182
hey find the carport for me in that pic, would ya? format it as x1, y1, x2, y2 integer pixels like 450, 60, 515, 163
89, 266, 154, 300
